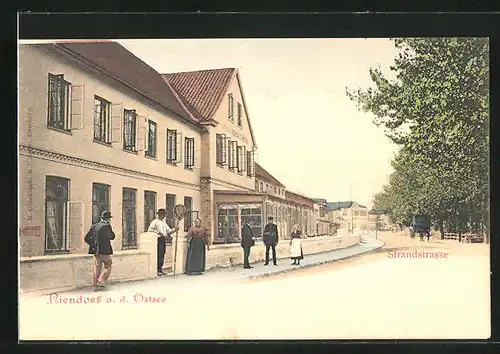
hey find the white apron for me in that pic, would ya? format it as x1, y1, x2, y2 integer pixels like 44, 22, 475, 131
290, 238, 303, 258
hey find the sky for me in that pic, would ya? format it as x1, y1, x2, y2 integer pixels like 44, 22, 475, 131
117, 38, 400, 208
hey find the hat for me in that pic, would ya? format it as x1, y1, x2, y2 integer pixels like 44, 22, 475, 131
157, 208, 166, 215
101, 210, 113, 219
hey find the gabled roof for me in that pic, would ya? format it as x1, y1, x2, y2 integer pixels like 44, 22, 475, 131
325, 201, 368, 210
162, 68, 235, 122
163, 68, 258, 148
255, 163, 286, 188
46, 42, 193, 122
325, 201, 354, 210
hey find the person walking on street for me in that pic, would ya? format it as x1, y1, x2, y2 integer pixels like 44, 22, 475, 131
84, 210, 116, 290
148, 208, 178, 276
263, 216, 279, 266
290, 224, 304, 265
241, 220, 255, 269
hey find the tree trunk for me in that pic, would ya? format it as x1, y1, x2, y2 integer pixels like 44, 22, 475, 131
439, 220, 444, 240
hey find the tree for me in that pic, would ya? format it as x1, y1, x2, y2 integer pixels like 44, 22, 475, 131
350, 38, 489, 241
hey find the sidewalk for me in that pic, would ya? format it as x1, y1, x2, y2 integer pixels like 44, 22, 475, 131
43, 234, 385, 296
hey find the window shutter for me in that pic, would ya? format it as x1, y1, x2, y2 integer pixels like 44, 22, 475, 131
110, 103, 123, 143
190, 138, 195, 168
68, 201, 84, 250
70, 84, 85, 130
224, 137, 230, 165
241, 146, 246, 171
231, 141, 237, 169
136, 116, 147, 151
176, 132, 183, 163
247, 150, 255, 177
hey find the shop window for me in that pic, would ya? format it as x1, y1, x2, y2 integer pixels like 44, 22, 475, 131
184, 196, 193, 232
144, 190, 156, 232
217, 204, 238, 243
45, 176, 69, 253
166, 194, 176, 229
241, 204, 263, 238
92, 183, 110, 224
122, 188, 137, 249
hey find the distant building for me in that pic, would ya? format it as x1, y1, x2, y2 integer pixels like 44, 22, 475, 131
311, 198, 333, 235
325, 201, 370, 233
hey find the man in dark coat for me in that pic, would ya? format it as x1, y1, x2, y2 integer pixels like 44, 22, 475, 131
263, 216, 279, 265
84, 210, 116, 290
241, 220, 255, 269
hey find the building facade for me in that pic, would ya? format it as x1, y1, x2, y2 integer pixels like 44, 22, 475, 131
18, 42, 205, 259
163, 68, 259, 244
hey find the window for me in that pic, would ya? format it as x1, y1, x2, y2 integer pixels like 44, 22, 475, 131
274, 186, 277, 194
47, 74, 71, 130
229, 141, 238, 170
259, 182, 263, 191
184, 197, 193, 232
94, 96, 111, 143
237, 145, 246, 173
241, 204, 263, 239
92, 183, 110, 224
146, 120, 157, 158
228, 93, 234, 122
45, 176, 69, 253
166, 194, 176, 229
166, 129, 182, 164
217, 204, 238, 242
144, 191, 157, 232
184, 137, 195, 169
123, 109, 137, 152
216, 134, 228, 165
122, 188, 137, 249
237, 102, 242, 126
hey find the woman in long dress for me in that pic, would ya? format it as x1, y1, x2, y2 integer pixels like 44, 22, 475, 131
185, 218, 210, 275
290, 224, 304, 265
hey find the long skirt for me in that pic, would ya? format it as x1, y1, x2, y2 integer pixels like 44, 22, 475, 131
290, 238, 304, 260
185, 238, 206, 274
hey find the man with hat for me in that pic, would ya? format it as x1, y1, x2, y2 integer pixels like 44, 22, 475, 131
84, 210, 116, 290
263, 216, 279, 266
148, 208, 179, 276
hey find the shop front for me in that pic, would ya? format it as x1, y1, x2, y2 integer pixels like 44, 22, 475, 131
214, 190, 265, 244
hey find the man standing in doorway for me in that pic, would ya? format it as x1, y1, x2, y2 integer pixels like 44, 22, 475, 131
263, 216, 279, 266
84, 210, 116, 290
241, 220, 255, 269
148, 208, 178, 276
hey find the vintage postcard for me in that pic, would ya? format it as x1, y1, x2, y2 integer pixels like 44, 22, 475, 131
18, 37, 490, 340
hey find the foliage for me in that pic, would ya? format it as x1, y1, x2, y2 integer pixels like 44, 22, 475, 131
347, 38, 489, 236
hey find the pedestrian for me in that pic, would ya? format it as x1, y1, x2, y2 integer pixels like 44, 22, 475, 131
263, 216, 279, 266
241, 220, 255, 269
290, 224, 304, 265
148, 208, 178, 276
185, 218, 210, 275
84, 210, 116, 290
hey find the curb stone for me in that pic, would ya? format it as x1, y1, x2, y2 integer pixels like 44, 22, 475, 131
247, 239, 386, 280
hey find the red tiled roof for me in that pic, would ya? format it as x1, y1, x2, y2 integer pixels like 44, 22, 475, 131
255, 163, 286, 188
162, 68, 236, 122
47, 42, 193, 122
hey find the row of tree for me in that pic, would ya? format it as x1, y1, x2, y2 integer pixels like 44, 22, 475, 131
346, 37, 489, 241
